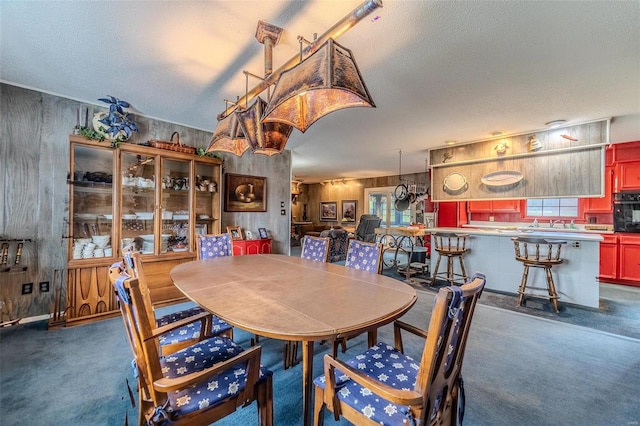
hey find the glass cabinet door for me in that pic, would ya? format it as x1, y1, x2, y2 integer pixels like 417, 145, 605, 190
120, 152, 157, 255
70, 144, 115, 260
161, 158, 192, 253
194, 161, 221, 242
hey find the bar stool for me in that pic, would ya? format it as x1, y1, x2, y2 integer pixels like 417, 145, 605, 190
431, 232, 470, 286
512, 237, 566, 312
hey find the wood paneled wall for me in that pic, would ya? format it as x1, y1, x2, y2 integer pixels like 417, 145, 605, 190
292, 172, 430, 226
0, 83, 291, 320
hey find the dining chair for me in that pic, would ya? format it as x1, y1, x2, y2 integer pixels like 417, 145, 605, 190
314, 273, 486, 426
197, 232, 233, 259
122, 252, 233, 354
333, 239, 384, 357
344, 239, 383, 273
282, 235, 332, 370
300, 235, 330, 262
110, 270, 273, 426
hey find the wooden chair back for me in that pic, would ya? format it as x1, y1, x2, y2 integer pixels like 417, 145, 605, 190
344, 239, 383, 274
300, 236, 330, 262
318, 274, 486, 426
197, 233, 233, 260
110, 271, 272, 426
512, 237, 566, 266
432, 232, 469, 255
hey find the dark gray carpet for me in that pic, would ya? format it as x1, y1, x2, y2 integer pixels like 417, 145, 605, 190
2, 285, 640, 425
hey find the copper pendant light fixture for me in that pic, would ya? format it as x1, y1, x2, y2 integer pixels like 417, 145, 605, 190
208, 0, 382, 156
236, 97, 293, 156
262, 38, 376, 133
207, 105, 250, 156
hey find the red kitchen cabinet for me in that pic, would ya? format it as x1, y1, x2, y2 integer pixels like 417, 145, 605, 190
232, 238, 272, 256
615, 162, 640, 192
467, 200, 520, 213
467, 201, 491, 213
598, 234, 618, 281
619, 235, 640, 283
492, 200, 521, 212
585, 166, 614, 213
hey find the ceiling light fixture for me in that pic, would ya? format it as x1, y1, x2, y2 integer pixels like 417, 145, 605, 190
445, 140, 457, 145
208, 0, 383, 156
545, 120, 567, 128
262, 37, 376, 133
207, 100, 250, 156
490, 130, 504, 137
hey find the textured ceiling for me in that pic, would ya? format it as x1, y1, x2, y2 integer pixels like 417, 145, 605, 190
2, 0, 639, 183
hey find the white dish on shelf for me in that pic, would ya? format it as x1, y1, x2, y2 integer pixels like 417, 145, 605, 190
139, 234, 172, 242
172, 247, 189, 252
123, 214, 137, 220
199, 215, 210, 219
102, 214, 113, 220
173, 214, 189, 220
136, 212, 154, 220
74, 213, 98, 220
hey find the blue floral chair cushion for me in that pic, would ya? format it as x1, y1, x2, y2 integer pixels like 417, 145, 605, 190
198, 233, 232, 259
319, 229, 349, 263
313, 342, 419, 425
160, 336, 272, 420
156, 306, 232, 346
301, 236, 329, 262
345, 240, 381, 273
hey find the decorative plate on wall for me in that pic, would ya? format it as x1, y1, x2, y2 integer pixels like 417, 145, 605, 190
443, 172, 468, 195
481, 170, 524, 191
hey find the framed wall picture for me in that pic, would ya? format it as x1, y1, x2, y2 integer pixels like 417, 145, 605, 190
320, 201, 338, 221
258, 227, 268, 239
226, 226, 243, 240
341, 200, 357, 222
224, 173, 267, 212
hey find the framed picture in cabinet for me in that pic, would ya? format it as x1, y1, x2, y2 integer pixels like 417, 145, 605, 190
224, 173, 267, 212
320, 201, 338, 221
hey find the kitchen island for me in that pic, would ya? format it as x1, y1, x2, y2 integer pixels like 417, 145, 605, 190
430, 227, 603, 309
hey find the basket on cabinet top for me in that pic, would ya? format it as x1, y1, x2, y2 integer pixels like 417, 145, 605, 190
148, 131, 196, 154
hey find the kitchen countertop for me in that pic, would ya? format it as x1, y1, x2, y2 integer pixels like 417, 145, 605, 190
428, 226, 601, 308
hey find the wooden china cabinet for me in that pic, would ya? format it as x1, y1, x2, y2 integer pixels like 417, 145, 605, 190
66, 135, 221, 325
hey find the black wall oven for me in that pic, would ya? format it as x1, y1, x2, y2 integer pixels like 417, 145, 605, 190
614, 192, 640, 232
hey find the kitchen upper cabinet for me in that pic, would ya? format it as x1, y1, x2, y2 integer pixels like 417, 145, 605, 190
585, 166, 614, 213
467, 200, 520, 213
615, 162, 640, 192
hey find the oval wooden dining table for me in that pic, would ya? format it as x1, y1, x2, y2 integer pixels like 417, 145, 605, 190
170, 254, 417, 426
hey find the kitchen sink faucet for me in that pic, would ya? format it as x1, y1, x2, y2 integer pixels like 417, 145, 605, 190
550, 219, 566, 228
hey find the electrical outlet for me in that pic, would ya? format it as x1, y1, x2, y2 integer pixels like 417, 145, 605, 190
281, 209, 286, 215
571, 241, 581, 249
489, 216, 495, 222
39, 281, 50, 292
22, 283, 33, 295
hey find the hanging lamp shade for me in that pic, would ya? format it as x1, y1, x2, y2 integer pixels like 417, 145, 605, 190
236, 97, 294, 156
206, 112, 250, 156
262, 38, 375, 133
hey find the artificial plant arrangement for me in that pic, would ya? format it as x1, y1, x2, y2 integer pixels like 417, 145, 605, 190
95, 95, 139, 147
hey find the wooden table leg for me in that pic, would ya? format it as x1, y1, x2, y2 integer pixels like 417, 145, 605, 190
302, 340, 314, 426
367, 329, 377, 348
